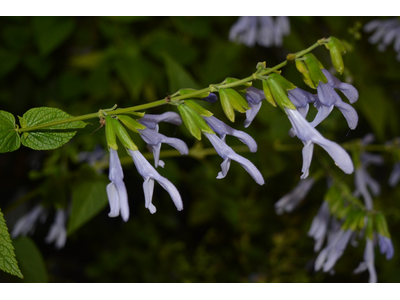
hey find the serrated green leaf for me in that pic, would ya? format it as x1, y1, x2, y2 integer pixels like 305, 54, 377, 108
21, 107, 87, 150
68, 179, 109, 235
0, 208, 23, 279
33, 17, 76, 56
12, 237, 48, 283
0, 110, 21, 153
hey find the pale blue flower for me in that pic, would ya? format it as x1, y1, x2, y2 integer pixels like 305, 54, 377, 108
11, 205, 47, 238
244, 87, 265, 128
138, 111, 182, 130
204, 132, 264, 185
45, 209, 68, 249
353, 134, 384, 210
229, 16, 290, 48
129, 149, 183, 214
274, 177, 315, 214
313, 69, 359, 130
138, 128, 189, 168
353, 239, 377, 283
308, 201, 331, 252
364, 18, 400, 61
287, 87, 318, 137
78, 145, 107, 167
378, 234, 394, 260
202, 92, 218, 103
315, 224, 353, 273
204, 115, 257, 152
107, 148, 129, 221
285, 107, 354, 179
389, 162, 400, 187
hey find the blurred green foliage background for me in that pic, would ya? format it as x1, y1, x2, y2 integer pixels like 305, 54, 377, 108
1, 16, 400, 283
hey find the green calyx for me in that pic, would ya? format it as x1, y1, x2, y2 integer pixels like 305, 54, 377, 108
295, 60, 316, 89
111, 118, 138, 151
327, 36, 346, 74
177, 104, 214, 140
366, 215, 374, 241
262, 80, 277, 107
374, 213, 391, 238
118, 115, 146, 133
105, 115, 118, 150
184, 100, 213, 117
219, 88, 250, 122
266, 76, 296, 111
303, 53, 328, 87
269, 73, 297, 91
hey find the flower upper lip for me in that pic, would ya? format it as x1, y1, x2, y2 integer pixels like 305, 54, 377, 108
129, 149, 183, 213
285, 107, 354, 179
204, 132, 265, 185
138, 127, 189, 168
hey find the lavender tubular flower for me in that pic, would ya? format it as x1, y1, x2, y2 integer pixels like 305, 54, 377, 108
45, 209, 67, 249
353, 135, 384, 210
353, 239, 377, 283
229, 16, 258, 47
11, 205, 47, 238
244, 87, 265, 128
364, 18, 400, 61
138, 128, 189, 168
107, 148, 129, 221
204, 132, 264, 185
378, 234, 394, 260
308, 201, 331, 252
78, 145, 107, 167
287, 87, 318, 137
229, 16, 290, 48
129, 149, 183, 214
313, 69, 359, 130
138, 112, 182, 130
285, 107, 354, 179
315, 227, 353, 273
389, 162, 400, 187
202, 92, 218, 103
274, 178, 315, 215
204, 116, 257, 152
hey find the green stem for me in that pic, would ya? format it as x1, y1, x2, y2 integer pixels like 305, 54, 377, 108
17, 39, 325, 133
18, 100, 168, 133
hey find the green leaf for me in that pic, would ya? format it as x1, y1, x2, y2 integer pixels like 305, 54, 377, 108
20, 107, 87, 151
164, 54, 199, 93
12, 237, 48, 283
113, 49, 149, 99
33, 16, 76, 56
0, 110, 21, 153
68, 179, 109, 235
0, 208, 23, 279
